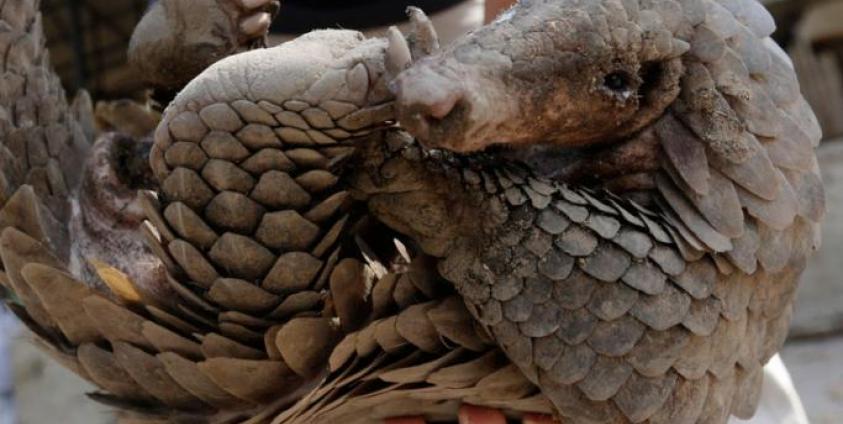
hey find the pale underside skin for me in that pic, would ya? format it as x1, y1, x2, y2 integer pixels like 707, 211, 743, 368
0, 1, 825, 424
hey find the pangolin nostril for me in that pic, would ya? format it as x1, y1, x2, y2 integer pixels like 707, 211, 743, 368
408, 112, 432, 140
400, 88, 462, 128
425, 90, 462, 120
397, 92, 462, 145
395, 67, 464, 139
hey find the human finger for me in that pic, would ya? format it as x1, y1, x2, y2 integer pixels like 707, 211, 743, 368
458, 405, 507, 424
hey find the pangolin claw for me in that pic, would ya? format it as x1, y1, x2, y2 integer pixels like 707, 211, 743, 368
386, 26, 413, 79
406, 6, 440, 59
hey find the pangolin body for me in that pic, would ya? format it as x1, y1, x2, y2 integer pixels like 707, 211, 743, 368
0, 1, 824, 424
372, 0, 824, 421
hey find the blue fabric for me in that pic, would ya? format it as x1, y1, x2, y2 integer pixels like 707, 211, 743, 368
0, 307, 17, 424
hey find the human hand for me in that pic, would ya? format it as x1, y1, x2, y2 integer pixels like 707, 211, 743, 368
230, 0, 278, 44
484, 0, 518, 24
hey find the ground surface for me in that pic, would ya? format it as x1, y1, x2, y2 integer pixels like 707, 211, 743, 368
790, 141, 843, 338
782, 337, 843, 424
8, 339, 115, 424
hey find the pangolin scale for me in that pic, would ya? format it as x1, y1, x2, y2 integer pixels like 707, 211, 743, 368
0, 0, 824, 423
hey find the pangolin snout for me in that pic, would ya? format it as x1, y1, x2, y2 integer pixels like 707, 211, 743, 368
394, 66, 465, 144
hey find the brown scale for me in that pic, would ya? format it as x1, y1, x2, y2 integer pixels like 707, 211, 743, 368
0, 1, 828, 424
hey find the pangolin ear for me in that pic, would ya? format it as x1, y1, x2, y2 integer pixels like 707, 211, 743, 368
626, 56, 685, 134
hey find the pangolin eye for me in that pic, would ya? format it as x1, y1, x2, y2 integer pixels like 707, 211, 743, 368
603, 71, 631, 92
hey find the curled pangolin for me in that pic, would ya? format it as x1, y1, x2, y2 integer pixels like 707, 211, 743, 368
0, 1, 824, 423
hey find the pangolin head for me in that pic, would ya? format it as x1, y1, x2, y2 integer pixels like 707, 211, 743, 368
394, 0, 691, 154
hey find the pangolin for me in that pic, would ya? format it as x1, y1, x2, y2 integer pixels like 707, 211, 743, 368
0, 1, 824, 424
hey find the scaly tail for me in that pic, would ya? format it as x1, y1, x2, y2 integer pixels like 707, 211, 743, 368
0, 0, 95, 338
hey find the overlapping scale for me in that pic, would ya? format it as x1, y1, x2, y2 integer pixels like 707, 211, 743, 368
1, 1, 827, 423
352, 102, 814, 422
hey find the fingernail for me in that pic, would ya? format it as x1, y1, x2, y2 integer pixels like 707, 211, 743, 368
384, 418, 427, 424
458, 405, 507, 424
523, 414, 559, 424
240, 12, 271, 37
240, 0, 270, 9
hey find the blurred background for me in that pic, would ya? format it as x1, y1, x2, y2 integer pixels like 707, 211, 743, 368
2, 0, 843, 423
36, 0, 149, 100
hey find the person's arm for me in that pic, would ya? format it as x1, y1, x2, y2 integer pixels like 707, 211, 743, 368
485, 0, 517, 23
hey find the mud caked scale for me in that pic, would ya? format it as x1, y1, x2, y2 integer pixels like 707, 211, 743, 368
0, 0, 825, 423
